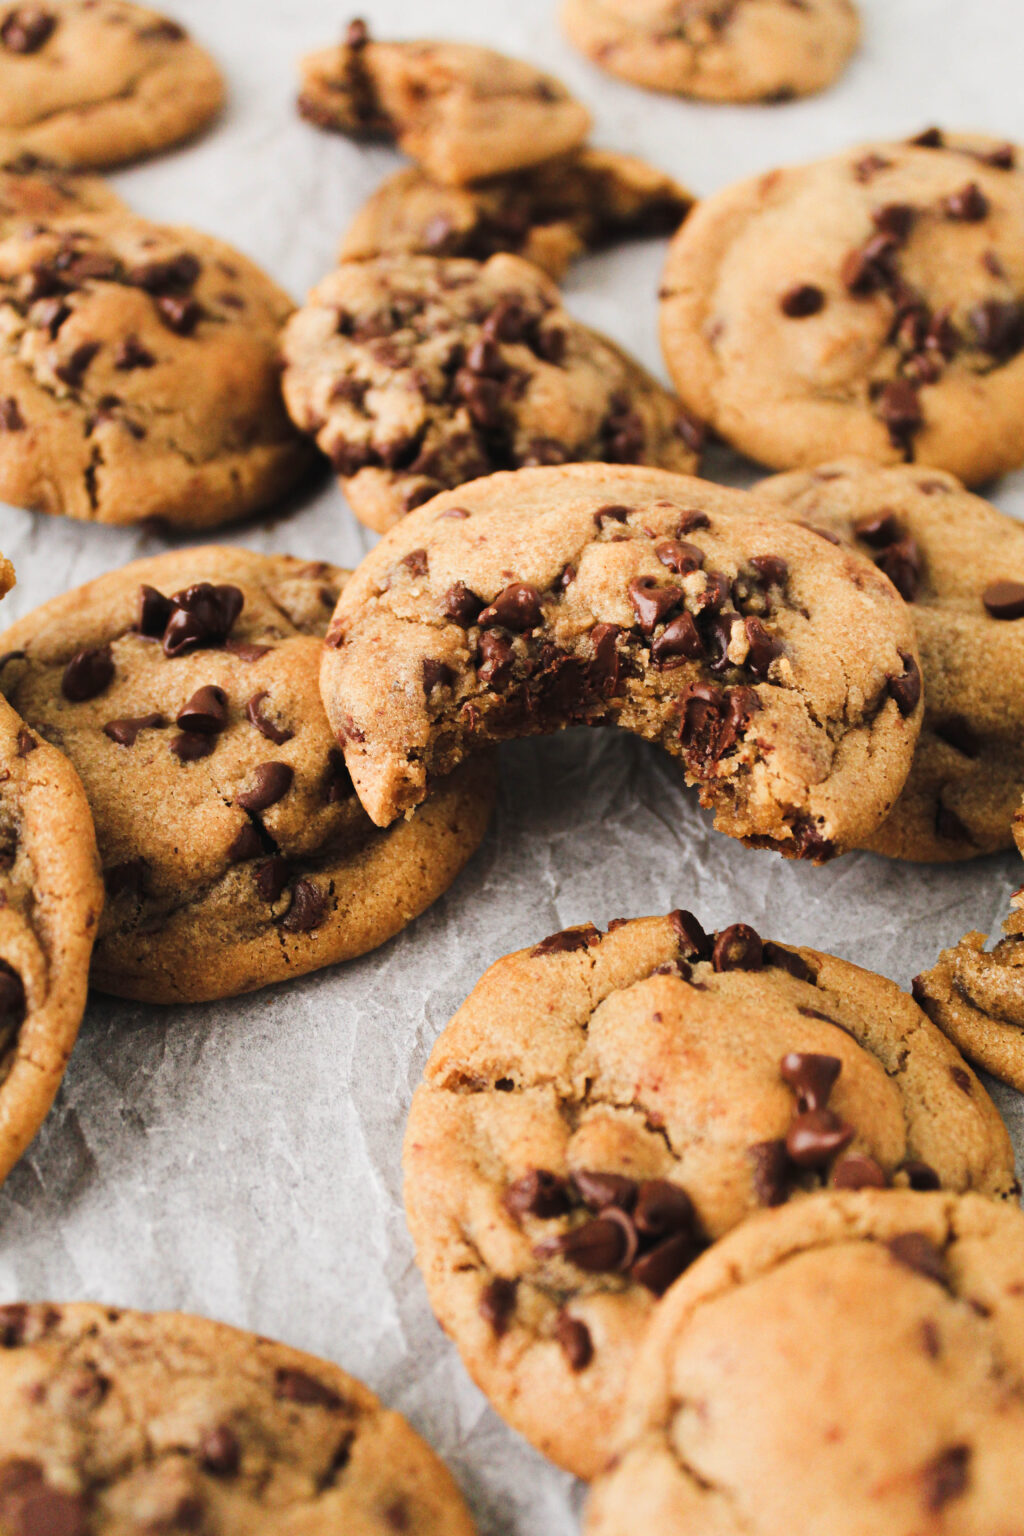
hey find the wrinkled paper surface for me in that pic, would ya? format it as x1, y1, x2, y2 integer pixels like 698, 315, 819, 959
0, 1, 1022, 1530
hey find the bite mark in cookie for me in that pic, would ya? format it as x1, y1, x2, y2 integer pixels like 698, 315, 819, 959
403, 914, 1014, 1478
320, 463, 921, 859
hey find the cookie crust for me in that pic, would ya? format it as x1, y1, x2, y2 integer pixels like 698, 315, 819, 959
913, 900, 1024, 1092
404, 914, 1015, 1479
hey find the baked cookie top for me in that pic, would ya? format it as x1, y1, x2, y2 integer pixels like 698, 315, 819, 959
561, 0, 860, 103
586, 1190, 1024, 1535
0, 212, 309, 528
320, 463, 922, 857
298, 20, 591, 184
403, 913, 1016, 1479
0, 1302, 477, 1534
0, 1, 224, 169
660, 132, 1024, 486
0, 547, 494, 1004
759, 458, 1024, 862
0, 150, 124, 236
913, 897, 1024, 1093
339, 150, 693, 280
0, 551, 102, 1190
282, 252, 701, 534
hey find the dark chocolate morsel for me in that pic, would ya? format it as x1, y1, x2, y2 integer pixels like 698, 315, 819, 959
61, 645, 114, 702
712, 923, 763, 972
887, 1231, 949, 1287
176, 685, 228, 735
779, 1052, 842, 1113
246, 691, 293, 744
236, 762, 293, 812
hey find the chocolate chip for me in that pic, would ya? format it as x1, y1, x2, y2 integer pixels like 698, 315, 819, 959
921, 1445, 971, 1511
103, 712, 165, 746
854, 511, 903, 546
477, 631, 514, 688
571, 1170, 637, 1212
872, 203, 915, 241
254, 858, 291, 903
156, 293, 202, 335
440, 581, 483, 627
0, 962, 25, 1032
280, 878, 327, 932
780, 284, 825, 318
970, 299, 1024, 360
479, 1277, 517, 1336
831, 1154, 887, 1190
273, 1368, 343, 1408
874, 536, 922, 602
478, 582, 542, 632
910, 127, 944, 148
54, 340, 99, 388
0, 397, 24, 431
15, 727, 35, 756
170, 730, 215, 762
227, 823, 263, 863
650, 611, 703, 668
747, 1139, 790, 1206
677, 510, 711, 534
0, 1459, 88, 1536
0, 1304, 28, 1347
104, 858, 147, 900
655, 538, 704, 575
669, 909, 711, 960
841, 233, 898, 295
944, 182, 988, 221
0, 7, 56, 52
401, 548, 428, 578
785, 1109, 854, 1168
61, 645, 113, 702
531, 924, 600, 957
163, 583, 244, 656
982, 579, 1024, 619
743, 616, 782, 677
114, 334, 155, 370
535, 1216, 629, 1273
628, 576, 682, 634
888, 652, 922, 716
237, 762, 293, 813
712, 923, 762, 972
504, 1169, 571, 1220
245, 691, 293, 744
630, 1232, 697, 1295
950, 1064, 973, 1094
887, 1231, 949, 1286
750, 555, 788, 588
876, 378, 922, 449
761, 942, 814, 982
176, 685, 228, 735
137, 584, 173, 638
127, 254, 201, 294
780, 1052, 842, 1112
554, 1313, 592, 1371
225, 639, 272, 663
199, 1425, 240, 1477
900, 1159, 941, 1191
633, 1180, 694, 1240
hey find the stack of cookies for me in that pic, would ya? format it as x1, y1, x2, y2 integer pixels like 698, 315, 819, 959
0, 3, 1023, 1534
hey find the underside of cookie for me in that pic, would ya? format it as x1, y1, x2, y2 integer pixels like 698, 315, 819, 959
913, 900, 1024, 1092
660, 132, 1024, 485
759, 458, 1024, 862
322, 464, 922, 860
339, 152, 694, 279
298, 23, 591, 184
281, 252, 701, 533
586, 1189, 1024, 1535
403, 912, 1014, 1478
0, 548, 494, 1004
0, 1303, 476, 1534
0, 212, 310, 527
0, 1, 224, 169
561, 0, 860, 103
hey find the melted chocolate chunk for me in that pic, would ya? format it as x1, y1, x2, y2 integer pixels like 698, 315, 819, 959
504, 1169, 571, 1220
440, 581, 484, 627
712, 923, 762, 972
279, 878, 328, 932
479, 1276, 517, 1336
530, 924, 601, 957
628, 576, 683, 634
478, 583, 542, 632
554, 1312, 592, 1371
161, 584, 244, 657
887, 651, 922, 716
887, 1231, 949, 1287
103, 712, 165, 747
273, 1368, 343, 1409
748, 1139, 790, 1206
246, 691, 293, 744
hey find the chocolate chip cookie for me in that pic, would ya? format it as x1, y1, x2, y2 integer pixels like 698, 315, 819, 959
0, 150, 125, 237
660, 131, 1024, 485
562, 0, 860, 103
0, 1302, 477, 1534
913, 896, 1024, 1092
339, 150, 694, 280
0, 548, 495, 1005
403, 912, 1015, 1479
0, 1, 224, 169
0, 211, 311, 528
281, 253, 702, 533
0, 551, 103, 1189
298, 20, 591, 185
759, 458, 1024, 861
320, 463, 922, 859
586, 1189, 1024, 1533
